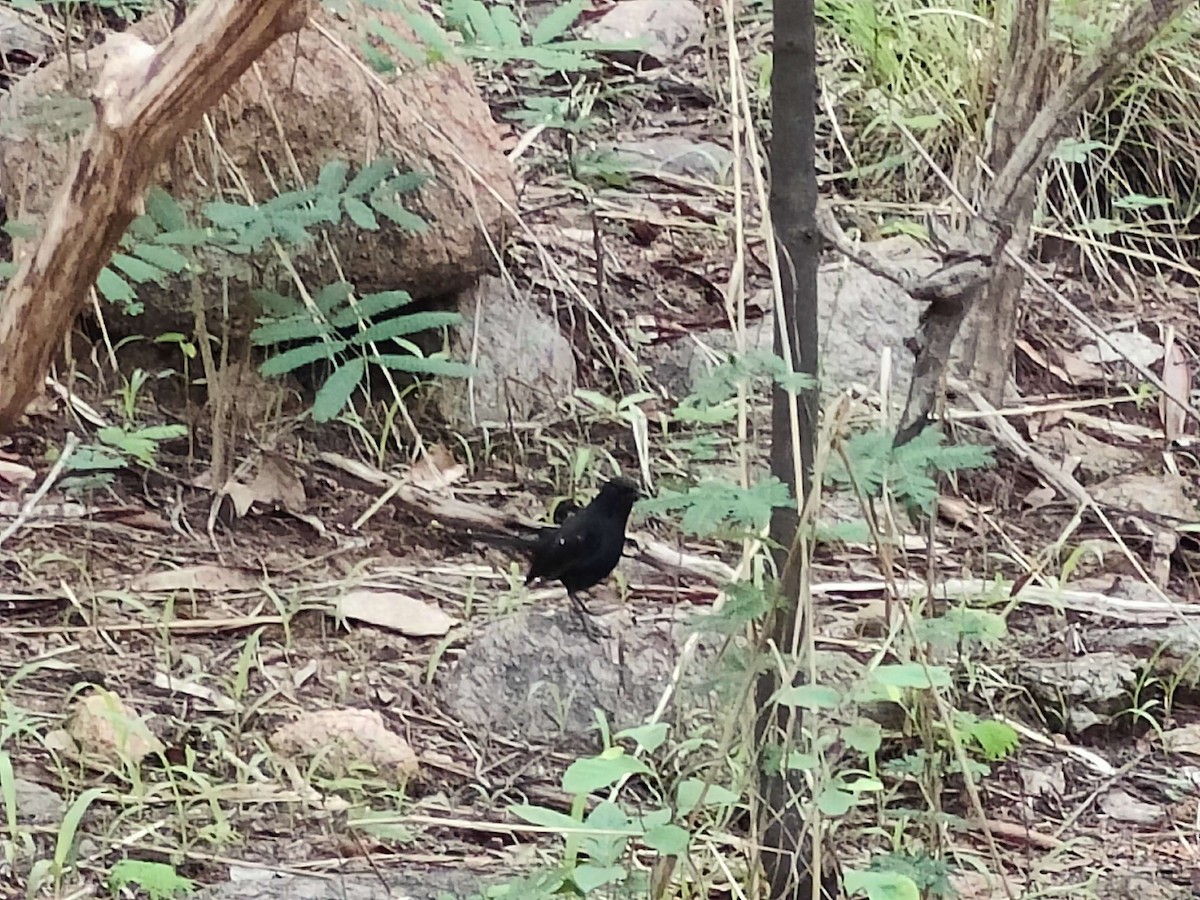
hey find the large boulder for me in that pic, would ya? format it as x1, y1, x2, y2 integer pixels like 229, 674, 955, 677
0, 0, 515, 337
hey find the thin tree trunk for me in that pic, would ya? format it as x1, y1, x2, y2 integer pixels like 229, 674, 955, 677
757, 0, 833, 896
956, 0, 1051, 402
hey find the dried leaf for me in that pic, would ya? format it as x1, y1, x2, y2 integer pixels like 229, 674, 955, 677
1161, 723, 1200, 756
1022, 486, 1055, 510
1078, 330, 1163, 367
1017, 339, 1103, 385
410, 445, 466, 491
936, 496, 981, 532
0, 460, 36, 487
153, 672, 236, 712
339, 589, 458, 637
1091, 472, 1198, 522
131, 564, 259, 593
1099, 788, 1164, 825
222, 454, 306, 517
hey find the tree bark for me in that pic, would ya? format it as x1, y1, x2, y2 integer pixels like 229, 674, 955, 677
758, 0, 833, 897
955, 0, 1051, 403
0, 0, 309, 431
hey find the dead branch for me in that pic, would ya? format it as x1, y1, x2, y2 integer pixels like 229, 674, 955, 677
0, 0, 310, 431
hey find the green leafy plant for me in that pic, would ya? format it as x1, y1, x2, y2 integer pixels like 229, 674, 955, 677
250, 281, 472, 422
641, 476, 795, 539
441, 0, 640, 70
829, 426, 994, 515
508, 732, 691, 897
59, 424, 187, 492
91, 158, 427, 313
506, 95, 599, 133
107, 858, 196, 899
117, 368, 151, 423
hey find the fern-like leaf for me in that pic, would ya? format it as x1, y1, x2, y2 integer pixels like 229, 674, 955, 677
349, 311, 462, 345
368, 355, 475, 377
329, 289, 413, 327
260, 339, 347, 377
313, 358, 366, 422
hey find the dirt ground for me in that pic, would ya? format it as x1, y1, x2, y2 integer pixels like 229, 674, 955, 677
2, 5, 1200, 900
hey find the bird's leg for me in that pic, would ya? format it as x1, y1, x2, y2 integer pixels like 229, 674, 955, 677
568, 592, 605, 642
569, 591, 596, 616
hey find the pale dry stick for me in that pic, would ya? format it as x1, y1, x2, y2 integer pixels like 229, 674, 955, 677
0, 615, 283, 636
1041, 145, 1115, 290
704, 837, 752, 900
818, 72, 857, 173
1017, 258, 1200, 425
995, 714, 1116, 777
1030, 222, 1200, 283
944, 393, 1146, 422
88, 285, 119, 371
60, 579, 123, 657
507, 122, 547, 163
958, 385, 1090, 506
1062, 408, 1164, 439
974, 507, 1038, 576
466, 270, 483, 427
0, 432, 79, 549
45, 376, 108, 427
312, 24, 645, 387
813, 577, 1198, 624
352, 476, 405, 532
1051, 756, 1143, 841
719, 0, 752, 522
403, 813, 651, 840
726, 12, 808, 525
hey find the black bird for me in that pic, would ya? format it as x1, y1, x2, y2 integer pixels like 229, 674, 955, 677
472, 476, 641, 634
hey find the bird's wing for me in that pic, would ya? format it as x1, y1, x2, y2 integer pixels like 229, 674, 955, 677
527, 516, 595, 582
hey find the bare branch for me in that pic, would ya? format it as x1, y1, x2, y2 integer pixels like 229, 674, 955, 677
815, 202, 991, 303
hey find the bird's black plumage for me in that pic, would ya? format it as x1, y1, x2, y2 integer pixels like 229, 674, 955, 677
470, 476, 641, 634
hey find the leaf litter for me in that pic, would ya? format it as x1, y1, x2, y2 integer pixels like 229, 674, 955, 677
0, 9, 1197, 900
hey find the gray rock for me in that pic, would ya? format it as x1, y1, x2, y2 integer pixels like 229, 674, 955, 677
651, 236, 934, 400
1019, 651, 1138, 733
0, 7, 51, 59
439, 607, 710, 740
582, 0, 704, 66
607, 137, 738, 184
1094, 874, 1190, 900
14, 777, 62, 826
440, 276, 577, 426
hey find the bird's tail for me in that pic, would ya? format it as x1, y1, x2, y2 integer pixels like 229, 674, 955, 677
461, 529, 541, 552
